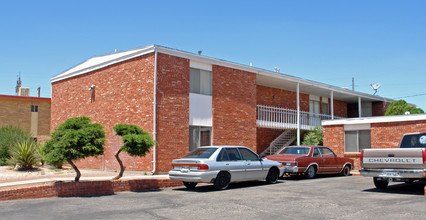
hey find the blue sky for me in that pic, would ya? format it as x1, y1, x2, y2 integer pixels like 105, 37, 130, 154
1, 0, 425, 110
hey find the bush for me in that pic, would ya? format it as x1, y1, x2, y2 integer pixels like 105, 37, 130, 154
302, 127, 323, 146
112, 124, 154, 179
8, 141, 41, 170
0, 126, 33, 165
42, 116, 106, 181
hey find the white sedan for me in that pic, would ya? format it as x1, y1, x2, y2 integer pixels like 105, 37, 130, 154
169, 146, 284, 190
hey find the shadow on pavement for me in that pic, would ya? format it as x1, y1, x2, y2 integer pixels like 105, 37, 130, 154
172, 180, 286, 193
363, 181, 425, 196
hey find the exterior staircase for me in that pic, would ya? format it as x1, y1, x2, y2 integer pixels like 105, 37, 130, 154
260, 129, 297, 157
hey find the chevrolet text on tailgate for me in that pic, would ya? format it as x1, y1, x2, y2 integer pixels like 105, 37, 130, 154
360, 132, 426, 189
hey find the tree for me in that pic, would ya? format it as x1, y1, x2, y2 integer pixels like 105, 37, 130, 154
302, 127, 323, 146
42, 117, 105, 181
385, 100, 424, 116
112, 124, 154, 180
0, 126, 33, 165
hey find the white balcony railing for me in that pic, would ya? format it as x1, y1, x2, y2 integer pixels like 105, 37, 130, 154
256, 105, 345, 130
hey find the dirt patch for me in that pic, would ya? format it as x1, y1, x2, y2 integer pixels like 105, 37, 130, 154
0, 165, 150, 185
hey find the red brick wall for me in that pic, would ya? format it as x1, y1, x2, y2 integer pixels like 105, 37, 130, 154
155, 53, 190, 172
0, 178, 182, 201
256, 128, 286, 154
372, 101, 390, 116
51, 54, 156, 171
256, 85, 309, 111
323, 119, 426, 170
371, 120, 426, 149
212, 65, 257, 151
333, 99, 348, 118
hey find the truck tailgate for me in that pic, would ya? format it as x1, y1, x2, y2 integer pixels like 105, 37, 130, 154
362, 148, 425, 169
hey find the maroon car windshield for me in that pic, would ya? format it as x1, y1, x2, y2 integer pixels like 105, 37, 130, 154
280, 147, 311, 155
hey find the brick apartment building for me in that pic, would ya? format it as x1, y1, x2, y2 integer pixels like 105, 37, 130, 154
50, 45, 392, 173
0, 94, 51, 142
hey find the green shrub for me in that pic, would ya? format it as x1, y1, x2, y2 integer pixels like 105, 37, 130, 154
302, 127, 323, 146
0, 126, 33, 165
112, 124, 154, 180
8, 141, 41, 170
42, 116, 106, 181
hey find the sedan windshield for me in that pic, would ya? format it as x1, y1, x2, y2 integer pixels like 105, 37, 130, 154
183, 148, 218, 158
280, 147, 310, 155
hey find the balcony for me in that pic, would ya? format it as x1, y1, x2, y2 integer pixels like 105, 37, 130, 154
256, 105, 345, 130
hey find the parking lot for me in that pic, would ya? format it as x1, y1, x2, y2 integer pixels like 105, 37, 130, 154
1, 175, 425, 219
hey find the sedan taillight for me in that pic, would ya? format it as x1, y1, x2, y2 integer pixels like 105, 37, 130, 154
172, 164, 209, 170
423, 150, 426, 164
360, 150, 364, 165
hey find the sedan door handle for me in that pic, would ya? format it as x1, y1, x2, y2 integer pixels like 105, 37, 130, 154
225, 163, 229, 166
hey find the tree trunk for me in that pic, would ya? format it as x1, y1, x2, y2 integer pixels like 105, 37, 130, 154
67, 159, 81, 182
113, 150, 125, 180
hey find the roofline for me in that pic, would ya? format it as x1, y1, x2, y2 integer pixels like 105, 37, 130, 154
322, 114, 426, 126
51, 44, 392, 102
0, 94, 51, 102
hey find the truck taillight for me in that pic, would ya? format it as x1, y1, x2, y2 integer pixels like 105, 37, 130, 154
423, 150, 426, 164
360, 150, 364, 164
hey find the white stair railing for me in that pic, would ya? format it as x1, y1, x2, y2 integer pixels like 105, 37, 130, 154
260, 129, 297, 156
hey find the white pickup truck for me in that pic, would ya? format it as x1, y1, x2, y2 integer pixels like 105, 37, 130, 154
360, 132, 426, 189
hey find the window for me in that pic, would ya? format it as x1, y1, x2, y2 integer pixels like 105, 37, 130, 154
322, 103, 329, 115
345, 130, 371, 152
313, 148, 320, 157
189, 126, 212, 152
225, 148, 242, 161
239, 148, 259, 161
31, 105, 39, 112
319, 147, 336, 157
183, 148, 218, 158
190, 68, 212, 95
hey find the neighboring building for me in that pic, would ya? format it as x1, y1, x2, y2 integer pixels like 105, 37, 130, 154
0, 94, 51, 143
322, 114, 426, 170
50, 45, 392, 173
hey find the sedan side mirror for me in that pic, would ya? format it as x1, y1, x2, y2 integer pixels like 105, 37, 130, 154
258, 156, 263, 161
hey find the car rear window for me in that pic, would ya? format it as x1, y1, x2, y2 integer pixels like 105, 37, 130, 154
183, 148, 218, 158
400, 134, 426, 148
280, 147, 310, 155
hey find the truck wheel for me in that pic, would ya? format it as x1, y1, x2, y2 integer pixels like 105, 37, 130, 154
305, 166, 316, 179
373, 177, 389, 189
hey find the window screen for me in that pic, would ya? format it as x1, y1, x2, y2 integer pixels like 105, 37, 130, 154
190, 68, 212, 95
345, 130, 371, 152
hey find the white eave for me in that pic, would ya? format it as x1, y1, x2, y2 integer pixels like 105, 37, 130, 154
322, 114, 426, 126
51, 44, 393, 103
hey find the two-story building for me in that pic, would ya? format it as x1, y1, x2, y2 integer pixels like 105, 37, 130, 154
50, 45, 392, 173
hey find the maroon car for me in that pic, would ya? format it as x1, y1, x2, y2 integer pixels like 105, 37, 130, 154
264, 146, 354, 178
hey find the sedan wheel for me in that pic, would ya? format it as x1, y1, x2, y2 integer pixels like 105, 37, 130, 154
183, 182, 197, 189
214, 172, 231, 190
266, 168, 279, 184
305, 166, 316, 179
340, 165, 351, 176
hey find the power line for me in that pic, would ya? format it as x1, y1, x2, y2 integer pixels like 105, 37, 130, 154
394, 93, 426, 99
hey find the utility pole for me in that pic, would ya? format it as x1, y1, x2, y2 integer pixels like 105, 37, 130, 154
352, 77, 355, 91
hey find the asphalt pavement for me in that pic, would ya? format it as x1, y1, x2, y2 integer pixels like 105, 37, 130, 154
1, 175, 425, 220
